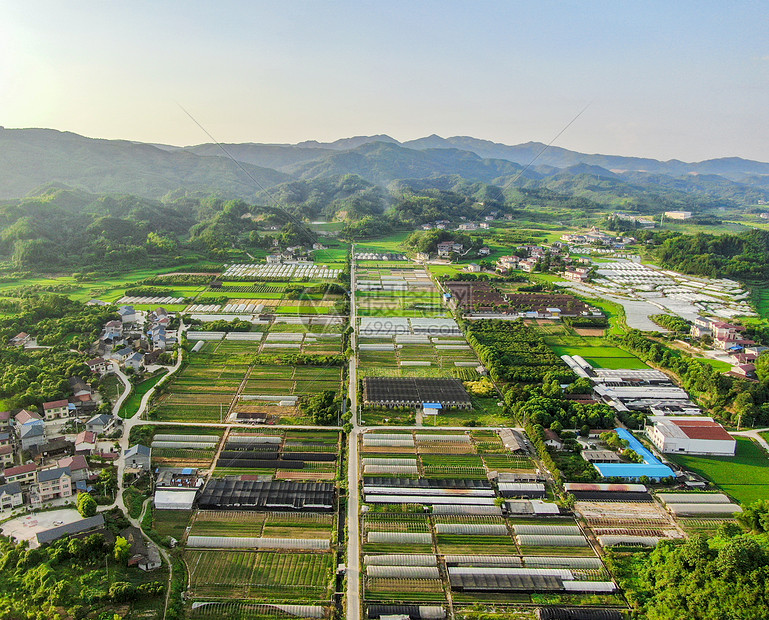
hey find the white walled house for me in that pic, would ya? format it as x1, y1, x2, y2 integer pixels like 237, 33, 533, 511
647, 417, 736, 456
43, 399, 70, 420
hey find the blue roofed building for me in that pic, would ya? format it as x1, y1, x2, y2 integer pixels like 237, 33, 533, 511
591, 428, 675, 481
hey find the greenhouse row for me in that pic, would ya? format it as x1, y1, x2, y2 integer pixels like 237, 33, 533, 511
186, 536, 330, 550
516, 534, 589, 547
197, 479, 335, 511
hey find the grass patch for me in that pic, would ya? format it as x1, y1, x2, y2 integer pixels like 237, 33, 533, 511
119, 370, 168, 418
668, 437, 769, 504
123, 486, 148, 519
698, 358, 734, 372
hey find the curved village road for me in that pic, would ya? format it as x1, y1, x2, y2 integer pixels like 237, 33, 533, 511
100, 320, 187, 619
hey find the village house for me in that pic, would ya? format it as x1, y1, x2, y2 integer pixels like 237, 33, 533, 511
19, 421, 45, 451
117, 305, 138, 324
86, 414, 115, 435
465, 263, 482, 273
9, 332, 31, 347
437, 242, 465, 258
563, 266, 591, 283
690, 319, 755, 351
0, 445, 15, 468
87, 357, 109, 375
0, 411, 11, 429
496, 256, 520, 271
57, 455, 90, 483
125, 444, 151, 470
0, 482, 23, 511
4, 463, 37, 485
148, 307, 171, 327
35, 466, 73, 503
732, 363, 757, 378
147, 325, 167, 351
103, 320, 123, 339
30, 437, 74, 462
113, 346, 134, 362
74, 431, 97, 455
68, 377, 99, 413
120, 526, 162, 571
43, 399, 70, 421
15, 409, 42, 431
543, 429, 564, 450
125, 352, 145, 372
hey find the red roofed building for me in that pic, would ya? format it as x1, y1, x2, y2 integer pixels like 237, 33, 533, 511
733, 363, 757, 378
9, 332, 30, 347
57, 455, 90, 482
648, 417, 736, 456
4, 463, 37, 484
75, 431, 97, 455
43, 399, 69, 420
15, 409, 42, 426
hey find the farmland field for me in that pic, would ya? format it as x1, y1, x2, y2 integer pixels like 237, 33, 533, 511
189, 511, 334, 539
152, 323, 344, 424
186, 550, 334, 601
151, 509, 194, 540
669, 437, 769, 504
544, 332, 648, 370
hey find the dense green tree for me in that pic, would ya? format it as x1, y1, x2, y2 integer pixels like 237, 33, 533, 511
77, 493, 97, 518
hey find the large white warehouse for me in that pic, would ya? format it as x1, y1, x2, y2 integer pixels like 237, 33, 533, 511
647, 417, 736, 456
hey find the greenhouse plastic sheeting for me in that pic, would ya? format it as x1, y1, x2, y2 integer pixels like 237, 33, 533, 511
186, 536, 330, 549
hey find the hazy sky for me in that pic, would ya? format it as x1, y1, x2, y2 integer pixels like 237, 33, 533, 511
2, 1, 769, 161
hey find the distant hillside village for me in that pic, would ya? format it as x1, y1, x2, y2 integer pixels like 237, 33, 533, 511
411, 224, 635, 285
0, 304, 178, 516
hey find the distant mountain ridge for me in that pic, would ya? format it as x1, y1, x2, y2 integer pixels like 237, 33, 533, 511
2, 127, 769, 209
297, 133, 769, 181
0, 127, 289, 200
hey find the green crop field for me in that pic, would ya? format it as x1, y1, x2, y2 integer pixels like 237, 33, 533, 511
0, 261, 216, 304
151, 508, 193, 540
185, 550, 334, 601
548, 342, 648, 369
669, 437, 769, 505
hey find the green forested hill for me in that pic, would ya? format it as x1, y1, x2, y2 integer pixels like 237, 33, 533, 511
285, 142, 526, 185
0, 128, 290, 200
3, 127, 769, 212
